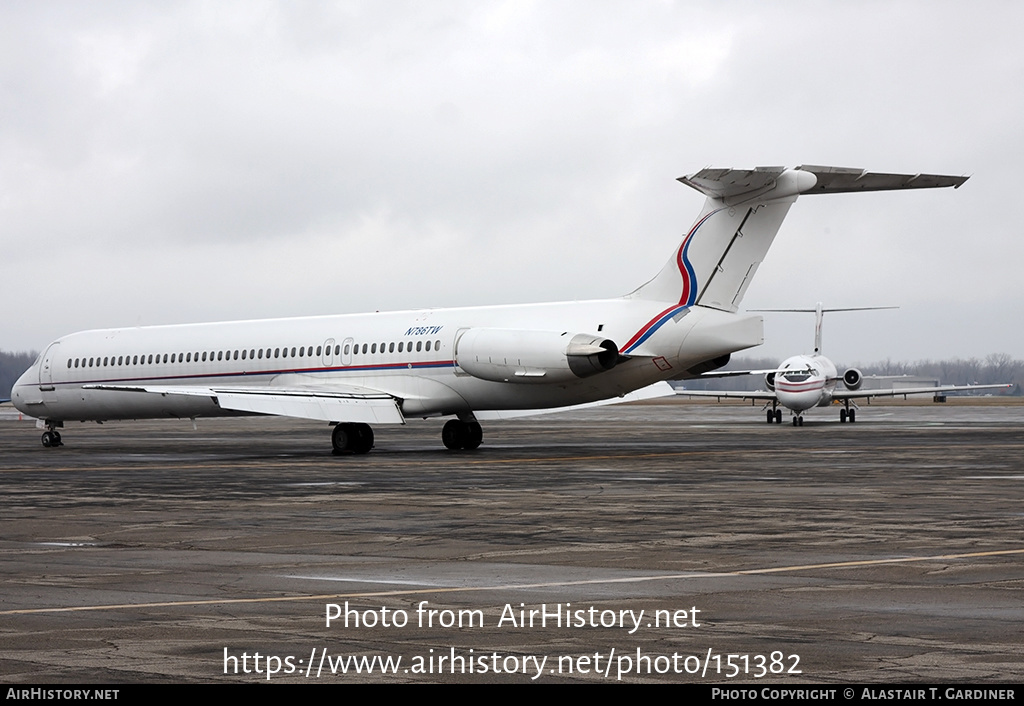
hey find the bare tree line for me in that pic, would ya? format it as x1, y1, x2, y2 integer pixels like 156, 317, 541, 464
0, 351, 37, 401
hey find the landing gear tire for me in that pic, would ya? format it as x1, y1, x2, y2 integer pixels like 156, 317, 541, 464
442, 420, 483, 450
332, 423, 375, 455
848, 409, 856, 423
767, 409, 774, 424
840, 409, 848, 423
352, 423, 373, 454
775, 410, 782, 424
442, 420, 466, 450
463, 422, 483, 450
41, 431, 56, 447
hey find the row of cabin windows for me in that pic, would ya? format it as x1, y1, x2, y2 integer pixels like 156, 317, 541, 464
65, 340, 444, 369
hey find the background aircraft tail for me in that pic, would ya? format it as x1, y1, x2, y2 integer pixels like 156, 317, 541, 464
749, 302, 898, 355
629, 165, 968, 313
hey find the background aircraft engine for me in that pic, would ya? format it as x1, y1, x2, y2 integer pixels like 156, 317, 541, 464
843, 368, 863, 390
764, 371, 776, 391
456, 329, 619, 384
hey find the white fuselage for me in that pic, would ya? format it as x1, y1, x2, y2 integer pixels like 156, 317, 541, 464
12, 300, 762, 424
773, 353, 839, 413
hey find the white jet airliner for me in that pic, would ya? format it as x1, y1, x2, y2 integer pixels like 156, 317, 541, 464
11, 166, 968, 452
680, 303, 1010, 425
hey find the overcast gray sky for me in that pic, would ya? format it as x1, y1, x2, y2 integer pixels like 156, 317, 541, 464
2, 1, 1022, 364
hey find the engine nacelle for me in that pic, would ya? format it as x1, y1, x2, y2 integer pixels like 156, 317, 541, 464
764, 371, 776, 391
843, 367, 863, 390
455, 328, 618, 384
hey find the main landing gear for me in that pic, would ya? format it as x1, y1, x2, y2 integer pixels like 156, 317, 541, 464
442, 419, 483, 450
331, 423, 374, 455
329, 417, 485, 455
764, 401, 783, 424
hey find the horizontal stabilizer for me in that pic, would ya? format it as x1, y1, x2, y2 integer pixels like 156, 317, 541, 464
679, 165, 967, 201
796, 165, 968, 194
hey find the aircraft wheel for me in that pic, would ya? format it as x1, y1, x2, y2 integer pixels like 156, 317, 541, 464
53, 431, 62, 445
442, 420, 466, 450
332, 424, 352, 454
767, 410, 774, 424
41, 431, 55, 448
775, 410, 782, 424
840, 409, 847, 423
797, 416, 804, 427
352, 423, 374, 454
848, 409, 856, 423
792, 417, 798, 427
463, 422, 483, 450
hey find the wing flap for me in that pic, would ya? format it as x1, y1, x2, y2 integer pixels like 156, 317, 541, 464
215, 390, 404, 424
83, 383, 405, 424
675, 389, 778, 401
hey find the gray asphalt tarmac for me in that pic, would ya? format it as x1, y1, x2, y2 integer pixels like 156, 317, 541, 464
1, 400, 1022, 683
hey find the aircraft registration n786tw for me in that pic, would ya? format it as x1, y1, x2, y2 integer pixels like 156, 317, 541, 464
12, 166, 967, 453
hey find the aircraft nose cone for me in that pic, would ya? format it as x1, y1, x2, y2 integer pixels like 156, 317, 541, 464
11, 368, 36, 413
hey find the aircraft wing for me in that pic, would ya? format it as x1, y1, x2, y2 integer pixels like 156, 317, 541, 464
674, 389, 778, 402
691, 368, 779, 379
82, 383, 406, 424
832, 383, 1012, 400
475, 382, 677, 420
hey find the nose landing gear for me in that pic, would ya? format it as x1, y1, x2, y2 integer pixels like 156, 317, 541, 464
39, 421, 63, 448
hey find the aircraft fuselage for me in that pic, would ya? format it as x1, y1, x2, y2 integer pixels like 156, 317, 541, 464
12, 300, 761, 424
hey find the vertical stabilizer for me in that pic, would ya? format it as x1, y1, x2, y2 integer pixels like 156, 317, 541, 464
629, 167, 816, 312
629, 165, 968, 312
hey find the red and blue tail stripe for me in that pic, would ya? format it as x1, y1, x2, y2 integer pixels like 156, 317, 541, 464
620, 208, 722, 354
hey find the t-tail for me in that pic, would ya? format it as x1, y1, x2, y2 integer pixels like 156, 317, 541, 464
629, 166, 968, 313
749, 302, 899, 355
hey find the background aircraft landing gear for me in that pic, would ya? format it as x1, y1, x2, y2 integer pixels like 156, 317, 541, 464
41, 430, 62, 447
332, 423, 374, 455
442, 419, 483, 450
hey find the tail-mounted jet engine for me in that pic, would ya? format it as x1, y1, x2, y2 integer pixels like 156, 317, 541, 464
843, 368, 863, 390
765, 371, 777, 391
456, 329, 619, 384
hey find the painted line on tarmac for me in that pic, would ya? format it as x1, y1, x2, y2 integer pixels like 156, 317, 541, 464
3, 547, 1023, 616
